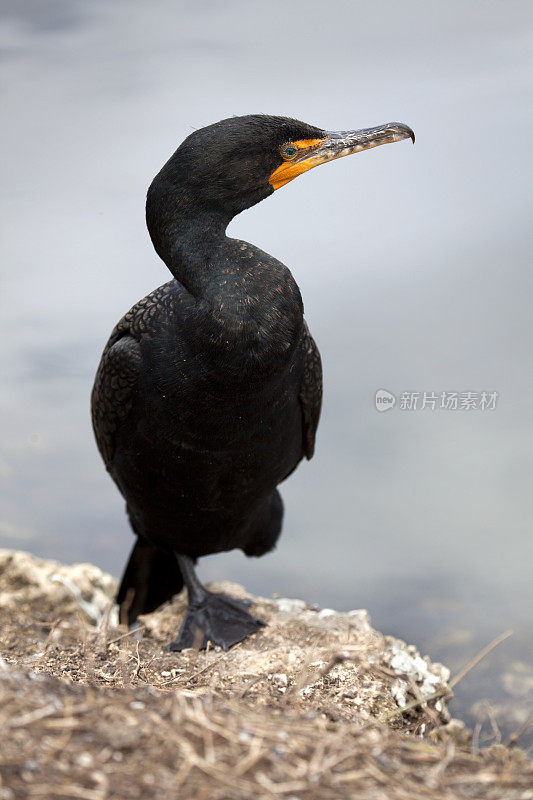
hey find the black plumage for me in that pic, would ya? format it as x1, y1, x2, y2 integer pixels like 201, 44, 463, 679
91, 113, 413, 649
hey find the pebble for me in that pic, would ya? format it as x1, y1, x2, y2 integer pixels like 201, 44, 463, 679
75, 752, 93, 768
276, 598, 306, 613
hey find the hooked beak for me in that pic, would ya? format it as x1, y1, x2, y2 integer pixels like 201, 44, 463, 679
269, 122, 415, 190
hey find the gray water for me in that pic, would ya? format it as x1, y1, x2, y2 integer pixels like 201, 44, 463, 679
1, 0, 532, 744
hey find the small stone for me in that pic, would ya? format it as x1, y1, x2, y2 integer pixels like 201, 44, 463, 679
391, 679, 408, 708
75, 752, 93, 768
276, 598, 306, 613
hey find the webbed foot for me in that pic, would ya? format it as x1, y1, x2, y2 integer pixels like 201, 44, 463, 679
166, 591, 264, 651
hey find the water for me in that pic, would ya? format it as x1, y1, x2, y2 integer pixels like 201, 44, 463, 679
1, 0, 532, 744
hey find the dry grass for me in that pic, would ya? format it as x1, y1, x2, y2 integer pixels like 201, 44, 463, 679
1, 656, 531, 800
0, 549, 531, 799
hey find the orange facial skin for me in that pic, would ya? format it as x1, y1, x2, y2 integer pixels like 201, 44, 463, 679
269, 138, 327, 190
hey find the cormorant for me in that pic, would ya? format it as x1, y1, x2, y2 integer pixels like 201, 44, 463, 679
91, 114, 414, 650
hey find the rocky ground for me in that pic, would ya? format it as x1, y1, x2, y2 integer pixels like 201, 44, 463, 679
0, 548, 531, 799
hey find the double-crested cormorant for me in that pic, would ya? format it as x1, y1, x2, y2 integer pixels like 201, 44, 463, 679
91, 115, 414, 650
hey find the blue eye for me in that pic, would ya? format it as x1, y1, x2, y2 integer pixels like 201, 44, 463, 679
281, 144, 298, 159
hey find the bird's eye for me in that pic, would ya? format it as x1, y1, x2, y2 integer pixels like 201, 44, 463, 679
281, 144, 298, 160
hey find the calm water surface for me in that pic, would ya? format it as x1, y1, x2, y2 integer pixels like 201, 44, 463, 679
1, 0, 532, 743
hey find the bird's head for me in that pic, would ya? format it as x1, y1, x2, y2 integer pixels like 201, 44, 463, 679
147, 114, 414, 224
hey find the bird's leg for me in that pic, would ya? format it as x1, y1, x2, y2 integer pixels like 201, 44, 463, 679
174, 553, 207, 607
165, 553, 264, 652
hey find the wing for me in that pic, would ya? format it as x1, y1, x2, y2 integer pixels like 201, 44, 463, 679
91, 281, 177, 466
91, 334, 142, 466
298, 321, 323, 459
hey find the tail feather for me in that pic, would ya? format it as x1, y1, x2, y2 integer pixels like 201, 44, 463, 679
117, 538, 184, 626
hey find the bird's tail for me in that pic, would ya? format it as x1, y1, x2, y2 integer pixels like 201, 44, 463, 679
116, 537, 184, 626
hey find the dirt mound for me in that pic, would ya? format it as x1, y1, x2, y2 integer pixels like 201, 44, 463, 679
0, 549, 530, 799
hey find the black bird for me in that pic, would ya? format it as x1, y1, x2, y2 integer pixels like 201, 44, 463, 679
91, 114, 414, 650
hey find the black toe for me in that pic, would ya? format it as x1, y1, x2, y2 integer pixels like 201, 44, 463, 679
166, 591, 264, 651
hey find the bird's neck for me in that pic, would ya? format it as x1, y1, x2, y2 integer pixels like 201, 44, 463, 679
147, 204, 303, 368
150, 207, 231, 297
